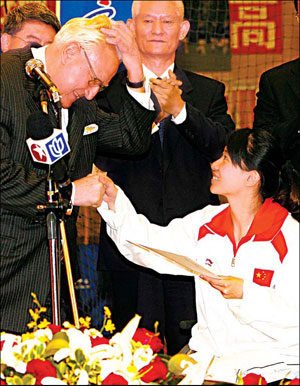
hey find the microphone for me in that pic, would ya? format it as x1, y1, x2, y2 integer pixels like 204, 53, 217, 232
26, 111, 73, 211
26, 111, 70, 166
25, 59, 61, 105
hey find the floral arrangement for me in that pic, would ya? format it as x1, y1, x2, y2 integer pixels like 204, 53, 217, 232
0, 294, 189, 385
1, 294, 299, 385
237, 372, 299, 385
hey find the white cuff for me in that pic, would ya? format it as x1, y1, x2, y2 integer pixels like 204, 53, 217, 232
126, 85, 154, 111
171, 103, 187, 124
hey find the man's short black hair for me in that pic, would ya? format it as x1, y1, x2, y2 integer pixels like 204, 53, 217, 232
3, 2, 61, 34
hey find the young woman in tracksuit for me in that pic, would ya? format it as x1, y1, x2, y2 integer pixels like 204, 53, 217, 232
97, 128, 299, 383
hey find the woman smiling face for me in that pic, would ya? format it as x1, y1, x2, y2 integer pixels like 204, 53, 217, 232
210, 148, 253, 198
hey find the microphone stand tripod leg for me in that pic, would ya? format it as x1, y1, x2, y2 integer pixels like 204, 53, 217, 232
47, 212, 61, 326
60, 221, 79, 328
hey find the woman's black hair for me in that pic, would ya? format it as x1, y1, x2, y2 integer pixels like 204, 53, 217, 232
226, 128, 299, 220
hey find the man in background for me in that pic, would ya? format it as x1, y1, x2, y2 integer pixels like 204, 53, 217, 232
253, 0, 299, 173
1, 15, 157, 333
95, 0, 235, 355
1, 1, 60, 52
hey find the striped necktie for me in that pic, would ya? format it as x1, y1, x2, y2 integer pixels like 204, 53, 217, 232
155, 77, 165, 147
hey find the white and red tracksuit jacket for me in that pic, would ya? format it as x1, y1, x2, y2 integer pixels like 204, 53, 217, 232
98, 189, 299, 381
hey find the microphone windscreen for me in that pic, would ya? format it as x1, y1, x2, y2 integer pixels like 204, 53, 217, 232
26, 111, 53, 140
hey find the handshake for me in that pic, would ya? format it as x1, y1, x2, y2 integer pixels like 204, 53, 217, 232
73, 167, 117, 210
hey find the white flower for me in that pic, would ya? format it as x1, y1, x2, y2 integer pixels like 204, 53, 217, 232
53, 347, 72, 362
0, 334, 47, 374
65, 328, 91, 359
41, 377, 67, 385
0, 333, 26, 374
76, 369, 89, 385
34, 328, 53, 342
133, 347, 154, 371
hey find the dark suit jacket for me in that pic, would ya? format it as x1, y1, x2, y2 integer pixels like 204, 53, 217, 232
0, 48, 156, 333
94, 66, 235, 352
253, 58, 300, 169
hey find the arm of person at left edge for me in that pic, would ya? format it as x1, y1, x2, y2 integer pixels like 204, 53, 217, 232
101, 21, 153, 111
91, 90, 156, 156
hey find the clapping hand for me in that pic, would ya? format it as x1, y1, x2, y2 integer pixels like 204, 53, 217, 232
150, 70, 184, 120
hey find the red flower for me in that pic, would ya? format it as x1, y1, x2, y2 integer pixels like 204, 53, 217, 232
140, 356, 168, 383
1, 380, 6, 385
282, 380, 300, 385
242, 373, 267, 385
26, 359, 57, 385
133, 328, 163, 353
102, 373, 128, 385
48, 324, 62, 335
90, 336, 109, 347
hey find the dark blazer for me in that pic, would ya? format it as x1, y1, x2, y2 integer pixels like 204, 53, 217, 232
253, 58, 300, 169
0, 48, 156, 333
95, 65, 235, 354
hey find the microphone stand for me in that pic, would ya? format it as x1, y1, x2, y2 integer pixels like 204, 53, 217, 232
37, 92, 79, 328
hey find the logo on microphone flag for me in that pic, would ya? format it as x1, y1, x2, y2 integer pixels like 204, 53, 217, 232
46, 133, 69, 163
26, 129, 70, 165
30, 144, 48, 162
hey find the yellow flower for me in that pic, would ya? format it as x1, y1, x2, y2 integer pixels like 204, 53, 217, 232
22, 332, 35, 341
104, 306, 112, 319
79, 316, 91, 329
29, 309, 40, 322
27, 321, 37, 330
104, 319, 115, 334
63, 321, 75, 329
38, 319, 51, 329
236, 370, 244, 385
127, 365, 137, 373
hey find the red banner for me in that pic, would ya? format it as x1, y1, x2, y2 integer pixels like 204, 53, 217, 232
46, 1, 56, 14
229, 1, 282, 54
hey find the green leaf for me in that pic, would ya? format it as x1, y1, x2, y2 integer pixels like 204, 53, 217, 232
58, 361, 68, 376
23, 354, 29, 363
36, 343, 45, 357
3, 366, 17, 377
75, 348, 86, 367
11, 375, 23, 385
22, 374, 36, 385
52, 331, 69, 343
29, 350, 35, 360
44, 338, 69, 358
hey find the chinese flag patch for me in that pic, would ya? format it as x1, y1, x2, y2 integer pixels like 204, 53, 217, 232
253, 269, 274, 287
